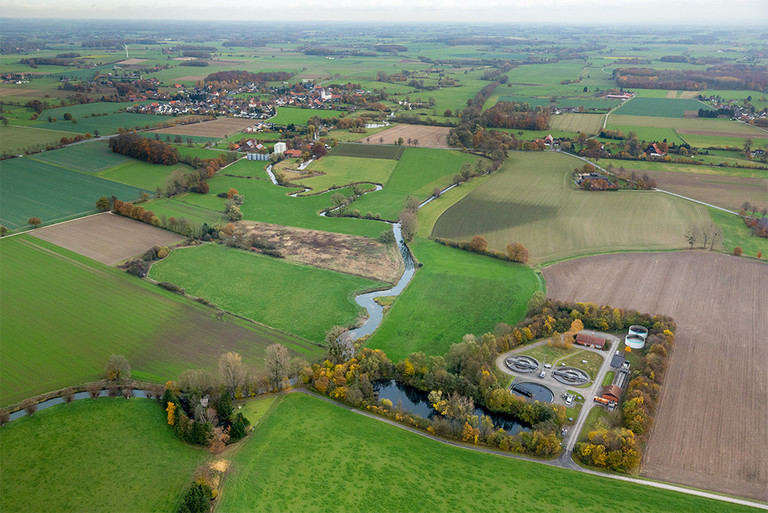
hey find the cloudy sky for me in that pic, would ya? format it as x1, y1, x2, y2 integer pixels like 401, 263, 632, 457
1, 0, 766, 24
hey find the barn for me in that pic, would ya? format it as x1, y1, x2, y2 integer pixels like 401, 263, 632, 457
576, 331, 606, 349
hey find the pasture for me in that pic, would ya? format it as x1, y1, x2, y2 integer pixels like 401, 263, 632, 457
367, 238, 539, 361
353, 148, 482, 220
0, 399, 207, 513
97, 160, 195, 190
148, 243, 385, 342
148, 117, 255, 139
172, 175, 384, 238
549, 113, 605, 134
0, 125, 79, 156
298, 155, 398, 192
0, 157, 147, 230
28, 140, 131, 173
612, 97, 713, 118
708, 208, 768, 257
217, 393, 753, 513
431, 152, 714, 264
269, 106, 341, 126
38, 101, 149, 120
30, 213, 186, 265
495, 96, 619, 111
606, 114, 766, 145
544, 251, 768, 501
361, 124, 452, 148
0, 235, 321, 406
42, 112, 175, 135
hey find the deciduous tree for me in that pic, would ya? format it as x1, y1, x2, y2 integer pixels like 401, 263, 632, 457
27, 217, 42, 228
218, 352, 245, 395
264, 343, 290, 389
105, 354, 131, 380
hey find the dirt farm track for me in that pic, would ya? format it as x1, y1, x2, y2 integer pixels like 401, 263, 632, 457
544, 251, 768, 501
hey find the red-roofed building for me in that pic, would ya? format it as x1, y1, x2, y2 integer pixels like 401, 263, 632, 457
284, 149, 302, 159
576, 332, 606, 349
602, 384, 622, 402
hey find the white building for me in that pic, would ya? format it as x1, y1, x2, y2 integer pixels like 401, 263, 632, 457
273, 142, 287, 154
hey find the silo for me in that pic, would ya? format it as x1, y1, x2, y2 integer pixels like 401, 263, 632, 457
628, 325, 649, 341
625, 334, 645, 349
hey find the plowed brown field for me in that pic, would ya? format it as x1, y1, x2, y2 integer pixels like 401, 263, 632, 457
544, 251, 768, 501
359, 124, 452, 148
30, 213, 185, 265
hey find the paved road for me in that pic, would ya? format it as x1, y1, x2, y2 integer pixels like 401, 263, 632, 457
292, 389, 767, 510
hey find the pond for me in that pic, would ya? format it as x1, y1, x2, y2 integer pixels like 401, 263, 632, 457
373, 379, 529, 435
510, 382, 554, 403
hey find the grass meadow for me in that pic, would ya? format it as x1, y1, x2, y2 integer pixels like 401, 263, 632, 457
217, 393, 752, 513
0, 157, 147, 230
173, 174, 384, 237
42, 112, 175, 135
0, 125, 79, 155
148, 243, 385, 342
367, 238, 539, 361
28, 140, 131, 173
353, 147, 482, 220
0, 236, 321, 406
299, 155, 398, 191
431, 152, 713, 264
708, 208, 768, 258
269, 106, 342, 126
612, 97, 713, 118
0, 399, 207, 513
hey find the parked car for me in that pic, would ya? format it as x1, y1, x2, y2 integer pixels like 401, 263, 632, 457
539, 371, 546, 378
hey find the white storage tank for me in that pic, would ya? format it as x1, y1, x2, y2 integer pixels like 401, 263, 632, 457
625, 334, 646, 349
628, 325, 649, 341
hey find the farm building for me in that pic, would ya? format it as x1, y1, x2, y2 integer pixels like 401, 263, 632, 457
576, 331, 607, 349
284, 149, 302, 159
246, 153, 269, 161
602, 384, 622, 403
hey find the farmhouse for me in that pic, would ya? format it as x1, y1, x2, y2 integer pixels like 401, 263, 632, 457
645, 143, 667, 157
575, 331, 607, 349
602, 384, 622, 402
284, 149, 302, 159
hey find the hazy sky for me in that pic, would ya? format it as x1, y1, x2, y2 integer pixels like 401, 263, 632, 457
1, 0, 766, 24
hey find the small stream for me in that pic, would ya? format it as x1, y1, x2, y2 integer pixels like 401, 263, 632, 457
8, 389, 149, 421
348, 223, 415, 340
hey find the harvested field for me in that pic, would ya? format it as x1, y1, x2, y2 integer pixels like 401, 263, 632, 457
550, 113, 604, 134
29, 213, 186, 265
626, 168, 768, 212
360, 124, 452, 149
237, 221, 404, 283
543, 251, 768, 501
148, 117, 254, 138
116, 58, 147, 65
677, 129, 768, 139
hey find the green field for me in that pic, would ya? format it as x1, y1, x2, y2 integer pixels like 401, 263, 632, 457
42, 112, 175, 135
708, 208, 768, 258
148, 243, 385, 342
607, 114, 764, 134
0, 236, 322, 405
38, 101, 150, 120
330, 142, 405, 160
0, 398, 207, 513
353, 148, 482, 220
27, 140, 131, 173
158, 174, 384, 238
0, 125, 79, 155
496, 96, 619, 111
298, 155, 398, 191
367, 238, 539, 361
550, 113, 605, 134
612, 97, 713, 118
218, 393, 751, 513
0, 157, 148, 230
98, 160, 195, 190
269, 106, 342, 126
432, 152, 713, 264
